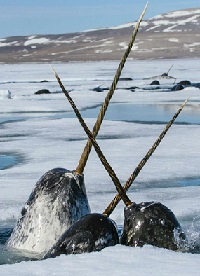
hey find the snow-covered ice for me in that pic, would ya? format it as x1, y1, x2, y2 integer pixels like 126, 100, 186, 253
0, 59, 200, 274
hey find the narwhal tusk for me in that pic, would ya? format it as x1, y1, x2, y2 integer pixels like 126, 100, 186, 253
103, 98, 189, 216
52, 1, 148, 208
52, 68, 132, 207
75, 2, 148, 175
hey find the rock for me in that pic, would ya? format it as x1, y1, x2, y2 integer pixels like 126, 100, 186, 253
125, 86, 139, 91
161, 73, 168, 77
119, 77, 133, 81
92, 87, 109, 92
171, 84, 184, 91
7, 90, 12, 99
34, 89, 51, 95
93, 87, 104, 92
150, 80, 160, 85
178, 80, 191, 86
193, 83, 200, 89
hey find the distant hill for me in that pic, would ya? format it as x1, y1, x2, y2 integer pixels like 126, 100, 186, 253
0, 8, 199, 63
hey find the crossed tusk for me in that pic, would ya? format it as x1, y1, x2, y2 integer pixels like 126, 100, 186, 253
52, 2, 188, 216
75, 2, 148, 175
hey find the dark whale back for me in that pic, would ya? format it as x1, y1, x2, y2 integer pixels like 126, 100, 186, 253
44, 213, 119, 258
121, 202, 185, 251
7, 168, 90, 254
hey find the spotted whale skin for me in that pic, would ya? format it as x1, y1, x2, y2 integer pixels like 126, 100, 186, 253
44, 213, 119, 258
121, 202, 186, 251
7, 168, 91, 254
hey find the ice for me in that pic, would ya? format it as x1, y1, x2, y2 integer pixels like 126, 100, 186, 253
0, 59, 200, 274
0, 245, 200, 276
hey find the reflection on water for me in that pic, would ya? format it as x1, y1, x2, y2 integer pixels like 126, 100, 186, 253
0, 228, 12, 245
131, 177, 200, 190
0, 244, 39, 265
0, 227, 41, 265
62, 103, 200, 125
1, 103, 200, 125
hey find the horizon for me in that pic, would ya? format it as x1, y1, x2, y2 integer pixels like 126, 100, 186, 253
0, 1, 200, 39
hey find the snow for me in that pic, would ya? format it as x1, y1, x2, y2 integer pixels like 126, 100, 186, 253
150, 14, 164, 20
109, 22, 134, 30
184, 42, 200, 48
150, 9, 200, 21
82, 9, 200, 36
153, 20, 171, 26
0, 59, 200, 274
0, 41, 19, 47
84, 21, 148, 33
149, 15, 199, 32
163, 25, 181, 33
175, 15, 200, 25
108, 21, 148, 30
166, 10, 200, 18
95, 49, 113, 54
147, 9, 200, 33
168, 38, 179, 43
28, 36, 36, 40
119, 42, 128, 50
24, 36, 78, 47
24, 38, 50, 46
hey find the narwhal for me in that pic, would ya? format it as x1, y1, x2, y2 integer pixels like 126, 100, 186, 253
7, 3, 147, 256
45, 56, 188, 258
6, 168, 91, 254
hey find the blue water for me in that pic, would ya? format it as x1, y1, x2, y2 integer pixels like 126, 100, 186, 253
0, 155, 18, 170
1, 103, 200, 125
61, 103, 200, 125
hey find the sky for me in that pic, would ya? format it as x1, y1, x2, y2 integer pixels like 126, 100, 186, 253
0, 0, 199, 38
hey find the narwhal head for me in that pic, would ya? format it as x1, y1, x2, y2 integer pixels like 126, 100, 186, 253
7, 167, 90, 254
121, 202, 186, 251
44, 213, 119, 259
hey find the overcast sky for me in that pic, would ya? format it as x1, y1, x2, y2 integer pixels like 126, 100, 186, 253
0, 0, 199, 38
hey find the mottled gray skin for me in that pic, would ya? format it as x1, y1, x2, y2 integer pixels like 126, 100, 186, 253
7, 168, 91, 254
121, 202, 185, 251
44, 213, 119, 258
